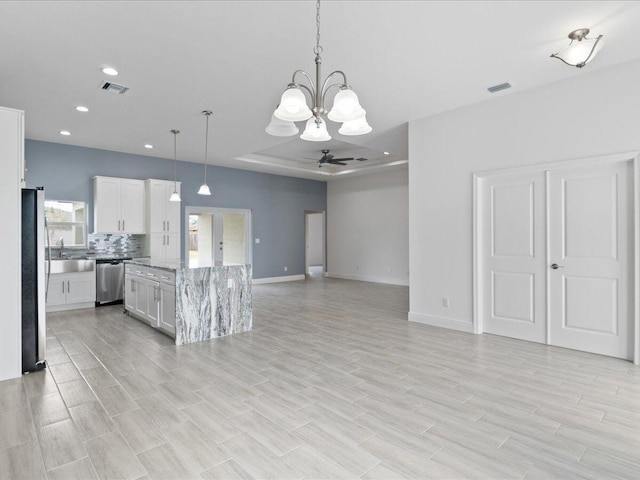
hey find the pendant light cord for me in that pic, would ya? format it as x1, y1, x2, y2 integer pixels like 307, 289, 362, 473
172, 130, 179, 191
203, 112, 210, 183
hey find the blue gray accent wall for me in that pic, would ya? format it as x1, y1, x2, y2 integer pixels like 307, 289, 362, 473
25, 140, 327, 279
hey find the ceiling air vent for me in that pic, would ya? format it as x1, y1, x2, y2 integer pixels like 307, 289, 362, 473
487, 82, 512, 93
100, 81, 129, 94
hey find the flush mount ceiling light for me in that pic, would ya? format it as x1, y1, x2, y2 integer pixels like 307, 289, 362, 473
267, 0, 370, 142
551, 28, 604, 68
59, 130, 71, 136
197, 110, 213, 196
169, 129, 181, 202
75, 106, 89, 113
102, 67, 118, 76
144, 144, 153, 149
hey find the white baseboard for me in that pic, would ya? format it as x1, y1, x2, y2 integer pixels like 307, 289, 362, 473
408, 311, 475, 333
46, 302, 95, 313
252, 274, 306, 285
324, 272, 409, 287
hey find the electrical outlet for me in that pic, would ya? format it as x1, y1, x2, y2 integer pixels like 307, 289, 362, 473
443, 297, 450, 308
254, 238, 260, 244
284, 266, 288, 272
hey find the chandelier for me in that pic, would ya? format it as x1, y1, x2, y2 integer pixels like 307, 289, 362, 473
266, 0, 371, 142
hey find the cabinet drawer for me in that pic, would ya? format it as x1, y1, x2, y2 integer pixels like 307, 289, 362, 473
157, 270, 175, 285
126, 265, 147, 277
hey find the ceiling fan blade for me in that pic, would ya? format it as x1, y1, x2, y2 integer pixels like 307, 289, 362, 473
330, 157, 354, 162
356, 157, 368, 161
331, 161, 347, 166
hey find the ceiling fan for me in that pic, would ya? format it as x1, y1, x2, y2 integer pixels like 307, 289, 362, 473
315, 149, 368, 167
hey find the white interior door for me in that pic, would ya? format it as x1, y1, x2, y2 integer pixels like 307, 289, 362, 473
548, 161, 633, 360
482, 172, 547, 343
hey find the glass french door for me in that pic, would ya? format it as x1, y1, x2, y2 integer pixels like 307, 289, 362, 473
186, 208, 251, 268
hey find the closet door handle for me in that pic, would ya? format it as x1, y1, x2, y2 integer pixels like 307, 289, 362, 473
551, 263, 564, 270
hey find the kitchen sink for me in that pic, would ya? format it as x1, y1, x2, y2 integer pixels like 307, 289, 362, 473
47, 259, 95, 274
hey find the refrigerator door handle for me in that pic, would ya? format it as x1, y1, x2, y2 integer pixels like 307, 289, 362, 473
36, 189, 47, 366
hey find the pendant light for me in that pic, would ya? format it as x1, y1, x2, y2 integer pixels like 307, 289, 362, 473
169, 129, 181, 202
198, 110, 212, 196
267, 0, 371, 141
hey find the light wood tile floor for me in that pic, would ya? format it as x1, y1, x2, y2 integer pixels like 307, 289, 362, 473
2, 276, 640, 479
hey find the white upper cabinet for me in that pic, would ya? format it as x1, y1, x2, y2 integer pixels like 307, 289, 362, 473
93, 176, 145, 234
146, 179, 181, 260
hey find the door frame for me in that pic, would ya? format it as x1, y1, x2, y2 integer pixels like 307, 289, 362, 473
183, 206, 253, 267
304, 210, 326, 276
473, 151, 640, 364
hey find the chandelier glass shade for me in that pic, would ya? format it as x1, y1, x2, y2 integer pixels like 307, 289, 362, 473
265, 113, 300, 136
267, 0, 370, 142
551, 28, 603, 68
338, 111, 372, 136
169, 129, 181, 202
300, 117, 331, 142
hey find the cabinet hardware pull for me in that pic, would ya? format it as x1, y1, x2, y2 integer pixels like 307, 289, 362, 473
118, 220, 121, 231
67, 281, 70, 292
62, 282, 65, 294
123, 220, 125, 231
167, 221, 170, 230
167, 236, 170, 245
163, 235, 165, 246
132, 279, 136, 292
163, 220, 166, 231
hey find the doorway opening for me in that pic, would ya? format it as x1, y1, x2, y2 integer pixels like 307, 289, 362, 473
305, 211, 325, 277
185, 207, 252, 268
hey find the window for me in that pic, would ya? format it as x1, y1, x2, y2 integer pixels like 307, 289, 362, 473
44, 200, 88, 248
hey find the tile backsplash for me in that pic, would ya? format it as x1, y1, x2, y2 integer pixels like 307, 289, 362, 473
47, 234, 146, 259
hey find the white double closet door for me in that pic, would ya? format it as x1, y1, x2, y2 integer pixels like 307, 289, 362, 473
481, 160, 633, 360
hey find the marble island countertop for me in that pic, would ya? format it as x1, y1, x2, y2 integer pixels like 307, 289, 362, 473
124, 258, 247, 272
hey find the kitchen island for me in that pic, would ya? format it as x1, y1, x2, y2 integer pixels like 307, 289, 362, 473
124, 259, 252, 345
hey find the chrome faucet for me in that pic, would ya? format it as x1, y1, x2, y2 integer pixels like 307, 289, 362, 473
58, 238, 65, 258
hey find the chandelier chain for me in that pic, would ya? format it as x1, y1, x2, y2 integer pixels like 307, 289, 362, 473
314, 0, 323, 55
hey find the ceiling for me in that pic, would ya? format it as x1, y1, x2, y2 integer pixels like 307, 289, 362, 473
1, 1, 639, 181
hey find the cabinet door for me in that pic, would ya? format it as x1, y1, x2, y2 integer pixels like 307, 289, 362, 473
94, 177, 121, 233
135, 277, 148, 318
124, 275, 136, 311
149, 233, 165, 260
66, 274, 95, 304
121, 179, 145, 234
160, 283, 176, 336
46, 277, 66, 307
165, 233, 180, 260
165, 183, 181, 234
146, 281, 161, 327
148, 181, 166, 234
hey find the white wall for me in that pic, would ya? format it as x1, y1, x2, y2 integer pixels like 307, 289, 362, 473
327, 168, 409, 286
408, 59, 640, 331
306, 213, 323, 267
0, 107, 23, 381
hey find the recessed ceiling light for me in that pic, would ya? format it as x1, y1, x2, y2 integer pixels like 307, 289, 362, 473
102, 67, 118, 76
59, 130, 71, 136
75, 106, 89, 112
383, 151, 390, 155
144, 144, 153, 149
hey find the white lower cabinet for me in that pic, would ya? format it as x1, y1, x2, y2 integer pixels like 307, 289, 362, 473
46, 272, 96, 312
124, 265, 176, 338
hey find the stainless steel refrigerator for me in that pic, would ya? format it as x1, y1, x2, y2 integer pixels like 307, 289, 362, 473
22, 188, 46, 372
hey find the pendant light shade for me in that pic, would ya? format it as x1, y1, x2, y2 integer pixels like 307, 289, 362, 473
169, 129, 181, 202
274, 88, 313, 122
265, 113, 299, 137
551, 28, 604, 68
328, 88, 365, 123
197, 184, 211, 196
300, 117, 331, 142
198, 110, 212, 196
338, 111, 372, 136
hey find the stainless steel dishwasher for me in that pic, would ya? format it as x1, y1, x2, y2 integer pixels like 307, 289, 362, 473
96, 258, 130, 305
